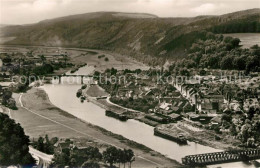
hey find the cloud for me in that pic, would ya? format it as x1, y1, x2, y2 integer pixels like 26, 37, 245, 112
191, 3, 217, 14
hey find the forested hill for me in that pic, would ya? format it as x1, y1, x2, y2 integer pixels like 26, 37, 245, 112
1, 9, 260, 66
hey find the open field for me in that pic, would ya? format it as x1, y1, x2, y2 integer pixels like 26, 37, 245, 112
68, 48, 150, 72
0, 45, 150, 73
9, 88, 182, 168
86, 85, 109, 97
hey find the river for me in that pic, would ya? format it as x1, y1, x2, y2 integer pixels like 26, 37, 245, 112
42, 65, 258, 167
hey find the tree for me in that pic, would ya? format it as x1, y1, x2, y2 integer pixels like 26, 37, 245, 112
81, 85, 87, 89
1, 90, 17, 110
81, 160, 100, 168
32, 135, 55, 154
85, 146, 102, 161
2, 90, 12, 105
36, 136, 45, 152
240, 124, 251, 143
2, 57, 12, 63
224, 36, 233, 43
63, 54, 69, 66
104, 57, 109, 62
103, 146, 118, 167
32, 64, 54, 75
230, 123, 237, 136
77, 89, 82, 98
117, 149, 126, 168
233, 56, 246, 70
124, 149, 135, 168
231, 38, 240, 48
110, 68, 117, 76
0, 113, 35, 166
220, 56, 234, 70
246, 55, 260, 72
199, 69, 206, 76
52, 150, 70, 167
247, 107, 256, 120
221, 114, 232, 123
40, 55, 46, 64
251, 44, 259, 49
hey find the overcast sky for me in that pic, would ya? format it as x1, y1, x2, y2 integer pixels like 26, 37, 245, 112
0, 0, 259, 25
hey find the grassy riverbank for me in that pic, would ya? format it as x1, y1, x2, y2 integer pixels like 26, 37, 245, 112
11, 88, 183, 168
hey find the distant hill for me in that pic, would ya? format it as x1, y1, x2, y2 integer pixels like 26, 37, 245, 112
0, 24, 11, 28
1, 9, 260, 64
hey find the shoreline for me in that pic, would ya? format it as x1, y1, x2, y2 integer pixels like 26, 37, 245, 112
14, 87, 183, 167
84, 84, 240, 152
84, 85, 161, 127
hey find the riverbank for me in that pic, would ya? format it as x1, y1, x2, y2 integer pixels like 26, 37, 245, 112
155, 123, 241, 151
85, 85, 161, 127
85, 84, 242, 152
11, 87, 183, 168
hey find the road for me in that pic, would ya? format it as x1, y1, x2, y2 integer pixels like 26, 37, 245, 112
29, 146, 53, 163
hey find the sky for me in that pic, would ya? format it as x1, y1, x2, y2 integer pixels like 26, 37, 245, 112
0, 0, 259, 25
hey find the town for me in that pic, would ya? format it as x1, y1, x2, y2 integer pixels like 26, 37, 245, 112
0, 5, 260, 168
1, 35, 260, 167
87, 64, 260, 148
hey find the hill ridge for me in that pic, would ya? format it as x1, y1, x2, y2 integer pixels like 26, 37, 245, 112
1, 8, 259, 65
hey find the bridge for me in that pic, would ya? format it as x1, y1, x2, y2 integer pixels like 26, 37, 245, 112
29, 146, 54, 168
182, 149, 260, 166
45, 74, 94, 84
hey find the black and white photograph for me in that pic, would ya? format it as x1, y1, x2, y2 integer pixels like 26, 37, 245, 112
0, 0, 260, 167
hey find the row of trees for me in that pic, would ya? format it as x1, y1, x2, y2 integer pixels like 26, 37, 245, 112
32, 135, 58, 154
210, 21, 260, 34
52, 146, 135, 168
0, 113, 35, 166
103, 147, 135, 168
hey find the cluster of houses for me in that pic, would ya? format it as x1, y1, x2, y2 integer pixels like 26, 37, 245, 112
174, 73, 260, 125
0, 49, 68, 72
174, 82, 224, 114
0, 49, 71, 109
104, 69, 260, 126
54, 139, 90, 154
